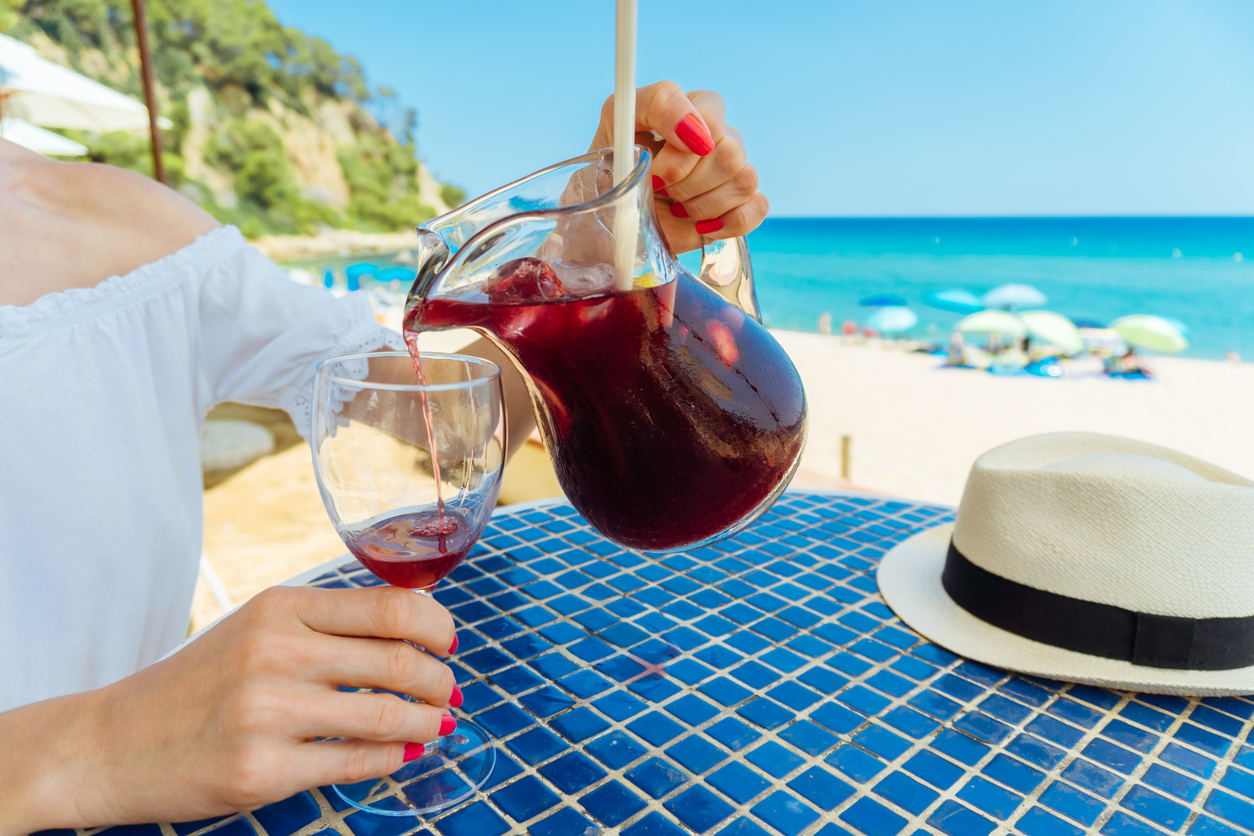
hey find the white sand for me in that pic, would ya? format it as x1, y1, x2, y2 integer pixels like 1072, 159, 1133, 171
775, 330, 1254, 506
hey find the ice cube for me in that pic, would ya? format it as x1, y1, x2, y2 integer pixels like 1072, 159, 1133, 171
487, 257, 564, 302
551, 260, 615, 297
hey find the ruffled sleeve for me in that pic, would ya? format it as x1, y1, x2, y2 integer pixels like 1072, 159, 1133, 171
194, 229, 405, 437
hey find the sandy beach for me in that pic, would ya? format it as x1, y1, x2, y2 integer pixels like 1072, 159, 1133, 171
192, 329, 1254, 631
249, 229, 421, 263
776, 332, 1254, 504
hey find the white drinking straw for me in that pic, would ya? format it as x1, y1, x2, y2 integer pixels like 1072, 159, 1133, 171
612, 0, 638, 291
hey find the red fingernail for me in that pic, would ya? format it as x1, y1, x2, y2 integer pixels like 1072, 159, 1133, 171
403, 742, 425, 762
651, 174, 666, 192
670, 202, 689, 219
447, 634, 458, 656
449, 685, 464, 708
440, 713, 457, 736
695, 218, 725, 235
675, 114, 715, 156
656, 187, 669, 198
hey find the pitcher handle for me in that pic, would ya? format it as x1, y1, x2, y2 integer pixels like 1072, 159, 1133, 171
697, 236, 762, 323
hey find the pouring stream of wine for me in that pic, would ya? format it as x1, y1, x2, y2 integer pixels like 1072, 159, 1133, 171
406, 2, 637, 538
404, 332, 451, 549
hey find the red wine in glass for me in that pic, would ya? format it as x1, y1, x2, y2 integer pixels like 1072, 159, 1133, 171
405, 258, 806, 551
343, 508, 472, 590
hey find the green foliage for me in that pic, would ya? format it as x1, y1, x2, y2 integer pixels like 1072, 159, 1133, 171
15, 0, 368, 108
440, 183, 466, 209
0, 0, 21, 32
206, 118, 338, 234
206, 119, 293, 209
338, 134, 435, 231
10, 0, 454, 235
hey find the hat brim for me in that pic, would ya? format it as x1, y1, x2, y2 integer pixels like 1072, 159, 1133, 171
878, 524, 1254, 696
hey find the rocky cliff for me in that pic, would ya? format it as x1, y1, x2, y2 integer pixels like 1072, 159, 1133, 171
3, 1, 463, 237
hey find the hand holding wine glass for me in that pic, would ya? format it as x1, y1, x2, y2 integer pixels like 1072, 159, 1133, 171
3, 584, 461, 829
311, 351, 505, 815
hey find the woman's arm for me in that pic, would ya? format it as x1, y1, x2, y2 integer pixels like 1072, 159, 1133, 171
0, 586, 459, 832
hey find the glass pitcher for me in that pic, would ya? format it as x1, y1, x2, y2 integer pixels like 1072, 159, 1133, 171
403, 146, 807, 552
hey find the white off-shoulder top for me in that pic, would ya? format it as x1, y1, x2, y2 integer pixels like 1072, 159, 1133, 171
0, 226, 402, 711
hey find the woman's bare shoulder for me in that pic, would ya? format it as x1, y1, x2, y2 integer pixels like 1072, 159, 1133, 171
0, 146, 222, 305
39, 156, 221, 253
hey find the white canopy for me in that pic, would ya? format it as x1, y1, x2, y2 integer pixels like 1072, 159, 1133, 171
0, 116, 87, 155
0, 33, 171, 132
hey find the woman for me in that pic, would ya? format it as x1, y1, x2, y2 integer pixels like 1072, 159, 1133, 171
0, 81, 768, 829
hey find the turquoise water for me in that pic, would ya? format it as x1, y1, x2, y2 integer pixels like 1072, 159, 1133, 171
740, 217, 1254, 359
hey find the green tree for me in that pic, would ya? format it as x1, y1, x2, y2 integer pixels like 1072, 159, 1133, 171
206, 117, 337, 234
338, 133, 435, 230
0, 0, 21, 32
10, 0, 451, 235
207, 119, 294, 208
16, 0, 370, 110
440, 184, 466, 209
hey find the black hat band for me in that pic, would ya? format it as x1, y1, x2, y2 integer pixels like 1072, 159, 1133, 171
942, 540, 1254, 671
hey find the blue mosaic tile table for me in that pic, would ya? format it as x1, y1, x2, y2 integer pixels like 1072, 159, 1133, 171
78, 491, 1254, 836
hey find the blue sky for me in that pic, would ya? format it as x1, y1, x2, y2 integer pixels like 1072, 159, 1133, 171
265, 0, 1254, 217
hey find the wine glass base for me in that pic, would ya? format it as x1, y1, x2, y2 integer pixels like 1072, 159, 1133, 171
332, 718, 496, 817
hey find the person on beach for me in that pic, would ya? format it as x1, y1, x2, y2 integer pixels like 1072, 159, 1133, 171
1106, 346, 1150, 377
946, 332, 966, 367
0, 81, 768, 830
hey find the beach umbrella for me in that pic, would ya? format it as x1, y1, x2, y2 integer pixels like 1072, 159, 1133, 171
923, 289, 983, 314
860, 294, 907, 307
344, 262, 379, 280
0, 117, 85, 155
1161, 317, 1190, 337
1110, 315, 1188, 354
376, 266, 417, 283
0, 34, 171, 132
956, 310, 1026, 338
1019, 310, 1084, 355
982, 283, 1047, 310
865, 306, 918, 334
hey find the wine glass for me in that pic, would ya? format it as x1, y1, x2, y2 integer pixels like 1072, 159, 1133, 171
312, 351, 504, 817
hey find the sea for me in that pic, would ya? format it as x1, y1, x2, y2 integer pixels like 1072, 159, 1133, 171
314, 216, 1254, 361
735, 217, 1254, 361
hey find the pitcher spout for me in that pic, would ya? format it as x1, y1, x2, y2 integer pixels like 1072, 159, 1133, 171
403, 228, 452, 331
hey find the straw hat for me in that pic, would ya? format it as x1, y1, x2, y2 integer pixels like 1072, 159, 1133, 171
878, 432, 1254, 696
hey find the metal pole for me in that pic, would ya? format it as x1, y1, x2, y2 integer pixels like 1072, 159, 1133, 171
129, 0, 165, 183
